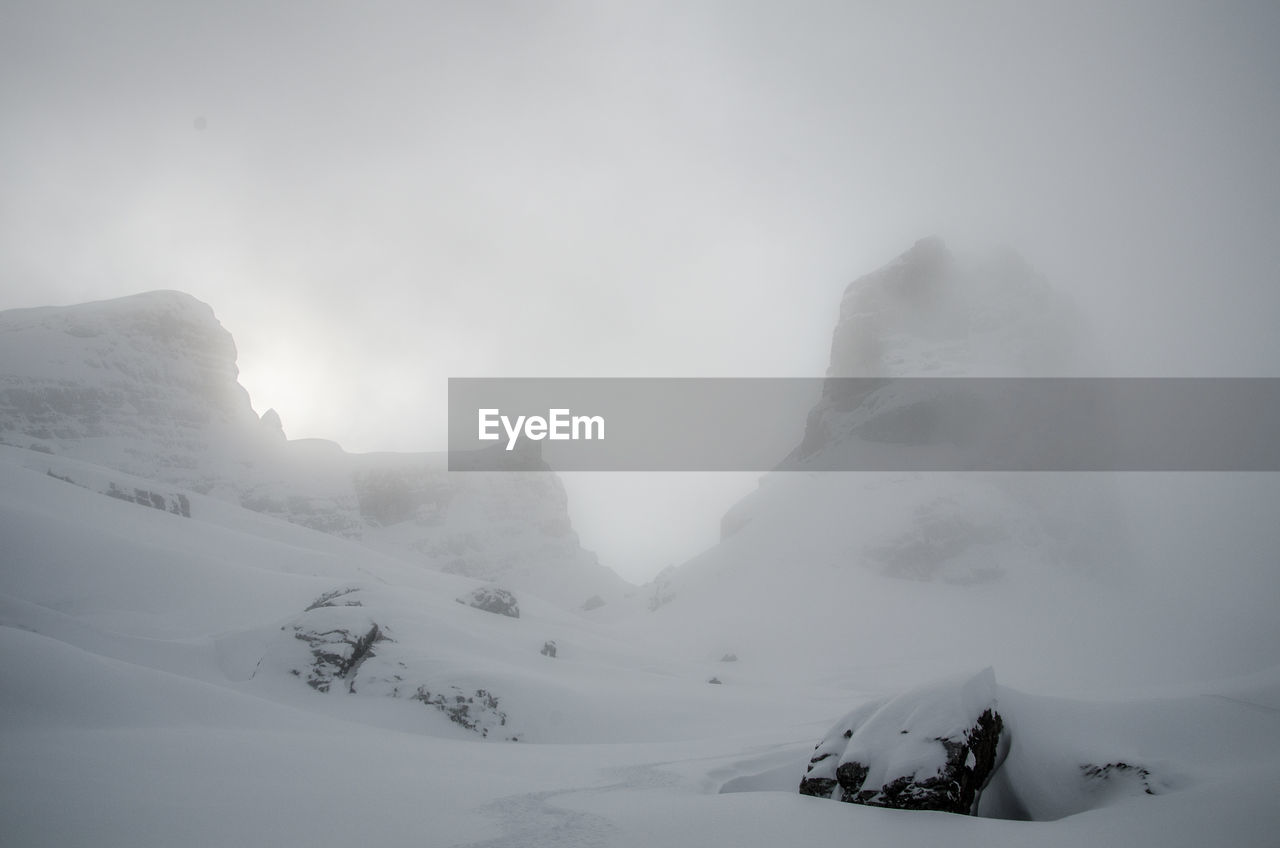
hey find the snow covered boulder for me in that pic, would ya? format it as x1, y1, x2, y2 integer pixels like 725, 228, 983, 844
799, 668, 1007, 815
457, 586, 520, 618
256, 586, 519, 739
287, 590, 387, 693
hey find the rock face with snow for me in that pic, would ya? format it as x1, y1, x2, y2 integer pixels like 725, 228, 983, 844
458, 586, 521, 618
791, 236, 1088, 465
270, 586, 517, 739
726, 239, 1119, 585
0, 291, 259, 484
103, 482, 190, 517
799, 669, 1007, 814
291, 587, 382, 693
0, 291, 627, 608
633, 239, 1131, 682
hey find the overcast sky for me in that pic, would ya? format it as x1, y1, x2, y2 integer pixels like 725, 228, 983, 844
2, 1, 1278, 581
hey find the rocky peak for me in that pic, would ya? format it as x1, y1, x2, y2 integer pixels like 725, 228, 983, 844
825, 237, 1079, 381
0, 290, 258, 480
828, 237, 955, 378
0, 290, 628, 608
259, 408, 286, 439
790, 238, 1089, 462
842, 235, 951, 311
704, 239, 1127, 592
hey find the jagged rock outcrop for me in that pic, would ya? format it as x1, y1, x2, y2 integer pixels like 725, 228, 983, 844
1081, 762, 1159, 796
792, 237, 1086, 464
0, 291, 628, 608
706, 238, 1125, 585
293, 618, 386, 693
799, 668, 1007, 814
43, 466, 193, 517
0, 291, 259, 484
410, 686, 512, 739
289, 589, 387, 693
275, 587, 517, 739
104, 482, 190, 517
458, 586, 520, 618
259, 407, 285, 439
304, 586, 363, 611
540, 640, 557, 658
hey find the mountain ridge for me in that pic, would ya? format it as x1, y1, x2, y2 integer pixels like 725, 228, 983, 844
0, 289, 627, 608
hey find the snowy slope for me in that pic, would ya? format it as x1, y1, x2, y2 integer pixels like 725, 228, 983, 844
3, 442, 1280, 847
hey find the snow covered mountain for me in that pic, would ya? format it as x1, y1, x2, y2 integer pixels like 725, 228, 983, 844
2, 277, 1278, 847
0, 290, 626, 608
626, 240, 1270, 692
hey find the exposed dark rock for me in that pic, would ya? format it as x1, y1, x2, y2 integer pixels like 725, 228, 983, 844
840, 709, 1001, 812
581, 594, 606, 611
457, 586, 520, 618
720, 653, 738, 662
104, 481, 190, 517
281, 588, 517, 739
288, 596, 386, 696
1082, 762, 1158, 795
798, 776, 839, 799
292, 619, 386, 693
305, 587, 363, 612
708, 677, 723, 685
411, 686, 515, 740
799, 668, 1006, 815
540, 640, 557, 658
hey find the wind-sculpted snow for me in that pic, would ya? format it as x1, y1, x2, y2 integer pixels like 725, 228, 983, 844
0, 291, 626, 608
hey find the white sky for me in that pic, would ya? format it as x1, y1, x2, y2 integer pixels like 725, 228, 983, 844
2, 1, 1278, 582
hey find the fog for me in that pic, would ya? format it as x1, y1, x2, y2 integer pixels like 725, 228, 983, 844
2, 1, 1278, 582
